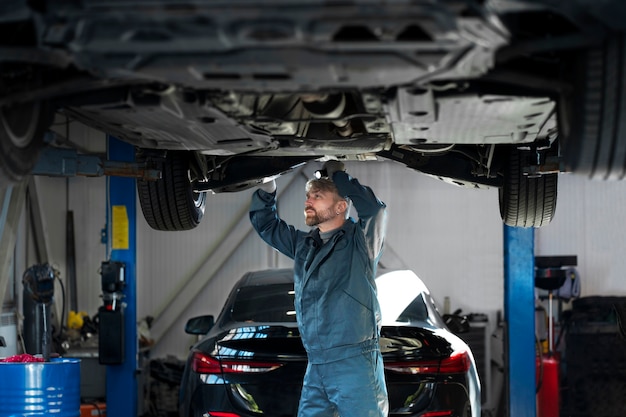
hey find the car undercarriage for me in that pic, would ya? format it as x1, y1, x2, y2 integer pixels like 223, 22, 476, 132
1, 0, 625, 230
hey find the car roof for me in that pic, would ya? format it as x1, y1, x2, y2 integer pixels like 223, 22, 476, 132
237, 268, 295, 288
237, 268, 430, 292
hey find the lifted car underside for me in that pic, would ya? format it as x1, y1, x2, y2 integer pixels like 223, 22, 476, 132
1, 0, 625, 230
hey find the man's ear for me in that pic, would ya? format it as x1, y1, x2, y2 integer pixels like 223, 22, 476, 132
337, 199, 348, 214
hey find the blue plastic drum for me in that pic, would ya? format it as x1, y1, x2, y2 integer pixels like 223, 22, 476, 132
0, 358, 80, 416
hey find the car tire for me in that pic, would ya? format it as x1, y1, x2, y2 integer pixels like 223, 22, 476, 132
499, 148, 558, 228
137, 151, 206, 231
561, 32, 626, 179
0, 100, 51, 188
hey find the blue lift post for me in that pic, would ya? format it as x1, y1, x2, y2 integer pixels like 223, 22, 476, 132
105, 136, 138, 416
503, 225, 536, 417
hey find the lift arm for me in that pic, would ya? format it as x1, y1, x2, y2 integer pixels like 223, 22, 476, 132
32, 146, 160, 180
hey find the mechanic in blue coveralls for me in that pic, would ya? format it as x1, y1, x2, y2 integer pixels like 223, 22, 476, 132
249, 160, 389, 417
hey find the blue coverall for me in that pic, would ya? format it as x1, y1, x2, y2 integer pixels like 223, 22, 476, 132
249, 171, 389, 417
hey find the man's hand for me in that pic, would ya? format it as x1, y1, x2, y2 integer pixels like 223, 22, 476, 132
258, 179, 276, 193
323, 160, 345, 179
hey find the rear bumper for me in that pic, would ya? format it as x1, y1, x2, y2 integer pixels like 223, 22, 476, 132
388, 380, 473, 417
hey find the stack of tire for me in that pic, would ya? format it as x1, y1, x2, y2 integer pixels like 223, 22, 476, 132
562, 296, 626, 417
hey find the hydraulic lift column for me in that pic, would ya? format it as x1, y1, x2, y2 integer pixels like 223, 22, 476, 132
104, 136, 138, 417
504, 225, 536, 417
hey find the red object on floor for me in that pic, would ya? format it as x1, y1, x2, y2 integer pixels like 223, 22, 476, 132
0, 353, 44, 363
80, 402, 106, 417
536, 354, 559, 417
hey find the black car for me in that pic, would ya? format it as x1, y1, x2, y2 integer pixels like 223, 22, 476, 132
2, 1, 626, 229
179, 268, 480, 417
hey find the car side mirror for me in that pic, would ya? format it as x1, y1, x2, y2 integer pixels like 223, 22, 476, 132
184, 315, 215, 335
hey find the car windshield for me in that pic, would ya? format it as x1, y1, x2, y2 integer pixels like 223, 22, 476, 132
229, 273, 433, 325
231, 283, 297, 323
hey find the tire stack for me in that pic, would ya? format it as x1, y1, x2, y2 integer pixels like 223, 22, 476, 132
562, 297, 626, 417
146, 357, 186, 417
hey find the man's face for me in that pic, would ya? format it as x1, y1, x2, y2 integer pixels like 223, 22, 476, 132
304, 187, 341, 227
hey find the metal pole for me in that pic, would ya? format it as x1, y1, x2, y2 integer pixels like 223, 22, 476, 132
105, 137, 138, 417
503, 225, 536, 417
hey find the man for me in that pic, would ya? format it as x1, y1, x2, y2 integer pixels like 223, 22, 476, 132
249, 160, 389, 417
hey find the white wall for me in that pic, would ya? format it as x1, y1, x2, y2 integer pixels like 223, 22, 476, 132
535, 174, 626, 296
30, 175, 108, 313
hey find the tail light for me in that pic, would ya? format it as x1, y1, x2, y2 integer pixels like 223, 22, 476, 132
439, 350, 471, 373
384, 349, 471, 374
384, 360, 440, 375
421, 411, 454, 417
191, 351, 283, 374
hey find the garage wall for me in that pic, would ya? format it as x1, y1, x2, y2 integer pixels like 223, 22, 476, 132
535, 174, 626, 296
32, 175, 107, 309
10, 146, 626, 361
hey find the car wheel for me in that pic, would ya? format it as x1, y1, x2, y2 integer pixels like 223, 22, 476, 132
499, 148, 558, 228
137, 151, 207, 231
560, 32, 626, 179
0, 100, 51, 188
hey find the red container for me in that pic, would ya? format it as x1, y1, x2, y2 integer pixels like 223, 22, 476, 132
80, 402, 106, 417
536, 354, 559, 417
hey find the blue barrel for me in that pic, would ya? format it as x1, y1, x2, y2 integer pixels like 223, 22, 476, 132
0, 358, 80, 417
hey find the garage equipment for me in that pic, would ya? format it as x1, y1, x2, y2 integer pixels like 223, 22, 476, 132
98, 260, 126, 364
563, 296, 626, 416
503, 226, 535, 417
534, 256, 577, 417
22, 263, 56, 361
104, 137, 140, 417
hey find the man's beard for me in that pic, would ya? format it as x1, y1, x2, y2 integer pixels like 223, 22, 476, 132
305, 207, 335, 226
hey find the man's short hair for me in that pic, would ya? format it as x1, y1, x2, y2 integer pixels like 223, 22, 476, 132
305, 178, 346, 202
